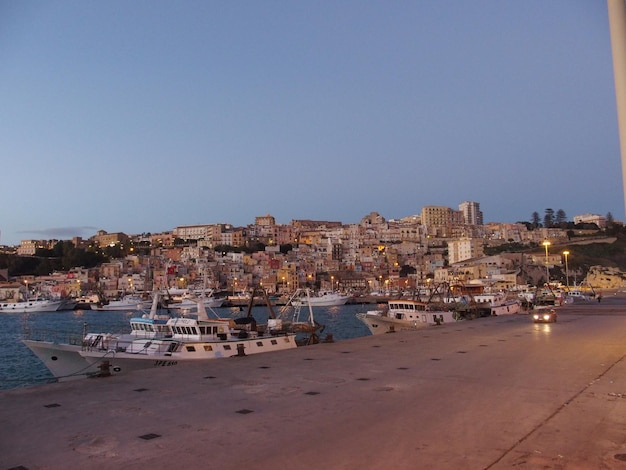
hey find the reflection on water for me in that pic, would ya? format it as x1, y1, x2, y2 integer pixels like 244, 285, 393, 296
0, 303, 372, 390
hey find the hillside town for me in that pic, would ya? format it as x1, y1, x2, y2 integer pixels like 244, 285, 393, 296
0, 202, 615, 304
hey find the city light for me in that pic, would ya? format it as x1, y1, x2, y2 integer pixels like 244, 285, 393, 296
563, 250, 569, 292
542, 240, 551, 283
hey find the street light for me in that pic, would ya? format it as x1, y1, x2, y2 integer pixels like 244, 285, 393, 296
563, 250, 570, 291
542, 240, 551, 284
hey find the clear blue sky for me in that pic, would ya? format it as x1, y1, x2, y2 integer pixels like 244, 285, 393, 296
0, 1, 620, 246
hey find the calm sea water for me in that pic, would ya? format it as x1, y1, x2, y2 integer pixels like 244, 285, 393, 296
0, 303, 374, 390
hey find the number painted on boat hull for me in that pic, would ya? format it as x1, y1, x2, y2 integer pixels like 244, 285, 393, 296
154, 360, 178, 367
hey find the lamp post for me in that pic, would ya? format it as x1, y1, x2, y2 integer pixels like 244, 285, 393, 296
542, 240, 551, 284
562, 251, 570, 292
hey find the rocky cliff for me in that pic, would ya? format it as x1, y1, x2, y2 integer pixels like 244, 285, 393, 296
584, 266, 626, 289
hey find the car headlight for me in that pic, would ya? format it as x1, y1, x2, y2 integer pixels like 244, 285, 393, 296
533, 314, 540, 320
543, 314, 551, 320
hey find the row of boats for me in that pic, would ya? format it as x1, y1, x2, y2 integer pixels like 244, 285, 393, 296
357, 290, 523, 335
19, 285, 578, 383
356, 286, 597, 335
0, 288, 354, 314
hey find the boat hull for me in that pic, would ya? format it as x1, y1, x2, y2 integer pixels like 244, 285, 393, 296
491, 300, 522, 316
91, 303, 147, 311
22, 340, 99, 381
356, 310, 458, 335
292, 298, 350, 307
0, 300, 63, 313
23, 334, 298, 381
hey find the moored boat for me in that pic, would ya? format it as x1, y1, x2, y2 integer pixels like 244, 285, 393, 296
290, 290, 351, 307
23, 289, 317, 382
490, 299, 522, 315
356, 299, 458, 335
0, 298, 63, 313
91, 294, 152, 311
164, 288, 226, 312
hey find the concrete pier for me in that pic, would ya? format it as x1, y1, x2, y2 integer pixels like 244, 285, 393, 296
3, 293, 626, 469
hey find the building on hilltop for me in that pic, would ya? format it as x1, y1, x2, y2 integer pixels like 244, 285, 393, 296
255, 214, 276, 226
17, 240, 40, 256
459, 201, 483, 225
359, 212, 386, 226
173, 224, 229, 243
92, 230, 129, 247
290, 219, 343, 230
421, 206, 464, 227
573, 213, 607, 229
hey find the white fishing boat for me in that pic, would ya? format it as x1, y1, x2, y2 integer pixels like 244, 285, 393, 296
356, 299, 458, 335
91, 294, 152, 311
490, 299, 522, 315
564, 289, 593, 302
0, 297, 63, 313
23, 293, 171, 380
164, 289, 225, 312
23, 290, 317, 382
472, 291, 522, 316
290, 290, 351, 307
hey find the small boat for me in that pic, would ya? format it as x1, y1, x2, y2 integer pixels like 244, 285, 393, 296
471, 292, 522, 316
490, 299, 522, 315
0, 297, 63, 313
164, 289, 225, 312
290, 290, 351, 307
356, 299, 458, 335
91, 294, 152, 311
564, 289, 593, 302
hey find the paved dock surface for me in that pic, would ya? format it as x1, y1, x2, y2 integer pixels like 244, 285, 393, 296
4, 293, 626, 469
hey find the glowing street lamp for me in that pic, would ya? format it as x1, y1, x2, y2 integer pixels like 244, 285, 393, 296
542, 240, 551, 284
562, 251, 570, 291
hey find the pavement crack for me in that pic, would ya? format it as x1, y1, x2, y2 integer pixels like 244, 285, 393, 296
484, 353, 626, 469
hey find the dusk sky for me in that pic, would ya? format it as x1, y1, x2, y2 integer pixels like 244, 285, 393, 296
0, 1, 621, 246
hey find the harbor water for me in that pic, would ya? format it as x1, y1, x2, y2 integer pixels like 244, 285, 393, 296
0, 303, 374, 390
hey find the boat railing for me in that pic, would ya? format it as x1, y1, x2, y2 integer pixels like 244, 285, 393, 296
22, 327, 85, 347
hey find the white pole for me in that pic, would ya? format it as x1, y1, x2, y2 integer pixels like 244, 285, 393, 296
607, 0, 626, 215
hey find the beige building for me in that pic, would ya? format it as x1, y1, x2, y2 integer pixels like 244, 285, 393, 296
573, 213, 607, 229
17, 240, 40, 256
421, 206, 463, 227
448, 238, 485, 265
458, 201, 483, 225
93, 231, 129, 247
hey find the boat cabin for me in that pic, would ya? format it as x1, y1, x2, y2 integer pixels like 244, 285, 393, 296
166, 317, 257, 341
129, 317, 170, 338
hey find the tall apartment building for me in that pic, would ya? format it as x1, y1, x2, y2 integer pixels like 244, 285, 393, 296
459, 201, 483, 225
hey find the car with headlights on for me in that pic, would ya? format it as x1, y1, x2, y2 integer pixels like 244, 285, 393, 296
532, 308, 557, 323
